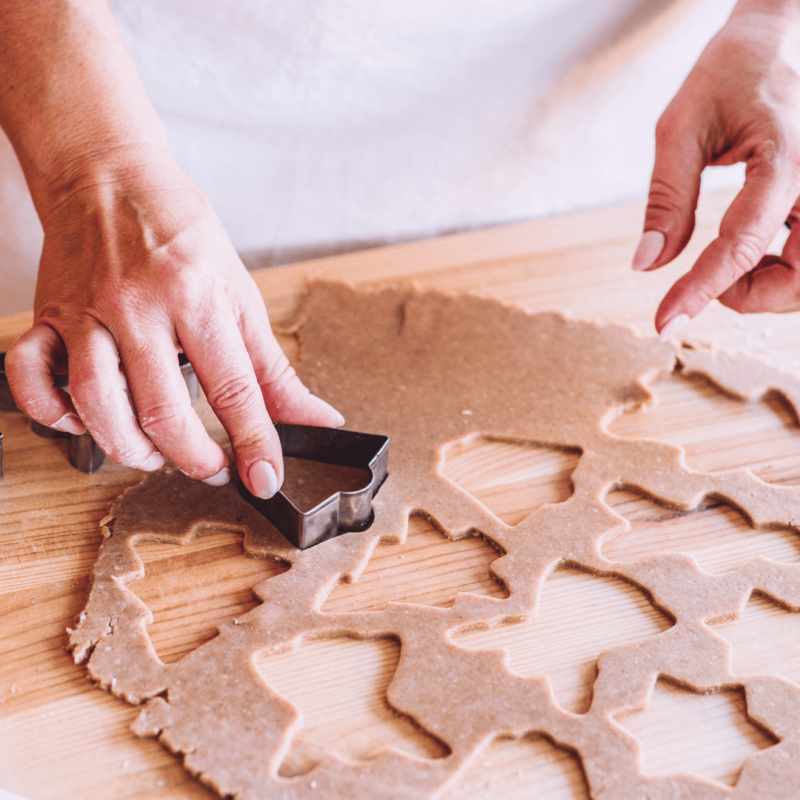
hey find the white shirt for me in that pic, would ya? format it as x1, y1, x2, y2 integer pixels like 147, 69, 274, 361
0, 0, 741, 315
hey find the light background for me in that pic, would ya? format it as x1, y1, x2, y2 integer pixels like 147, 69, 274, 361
0, 0, 743, 316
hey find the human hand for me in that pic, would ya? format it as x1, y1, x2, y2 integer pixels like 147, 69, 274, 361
5, 151, 344, 497
0, 0, 343, 498
633, 1, 800, 338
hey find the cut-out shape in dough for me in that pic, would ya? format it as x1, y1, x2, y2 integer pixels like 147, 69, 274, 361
281, 456, 371, 513
603, 490, 800, 574
617, 679, 776, 786
711, 593, 800, 685
609, 370, 800, 484
322, 514, 507, 613
252, 635, 449, 777
130, 531, 289, 664
441, 734, 589, 800
454, 566, 672, 713
441, 436, 581, 525
69, 284, 800, 800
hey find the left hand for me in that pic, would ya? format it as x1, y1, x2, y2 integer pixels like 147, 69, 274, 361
633, 1, 800, 337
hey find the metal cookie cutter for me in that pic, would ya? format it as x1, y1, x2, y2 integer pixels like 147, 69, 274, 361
0, 351, 199, 474
236, 422, 390, 550
26, 422, 106, 474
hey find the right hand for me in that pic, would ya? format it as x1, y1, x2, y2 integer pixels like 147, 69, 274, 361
6, 148, 344, 497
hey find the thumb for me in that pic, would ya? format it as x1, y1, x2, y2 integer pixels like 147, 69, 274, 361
718, 218, 800, 313
633, 105, 706, 272
718, 256, 800, 313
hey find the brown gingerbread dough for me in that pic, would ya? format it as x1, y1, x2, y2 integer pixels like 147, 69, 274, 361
70, 283, 800, 799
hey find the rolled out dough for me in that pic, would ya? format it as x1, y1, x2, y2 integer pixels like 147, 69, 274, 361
70, 283, 800, 799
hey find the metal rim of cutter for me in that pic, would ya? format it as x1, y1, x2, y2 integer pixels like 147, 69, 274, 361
236, 422, 390, 550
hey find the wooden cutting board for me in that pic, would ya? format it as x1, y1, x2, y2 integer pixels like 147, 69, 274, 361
3, 188, 800, 799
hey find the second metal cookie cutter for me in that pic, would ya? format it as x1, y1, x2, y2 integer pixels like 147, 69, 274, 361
0, 352, 199, 474
236, 422, 390, 550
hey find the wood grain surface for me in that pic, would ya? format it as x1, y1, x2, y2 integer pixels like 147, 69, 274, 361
4, 188, 800, 799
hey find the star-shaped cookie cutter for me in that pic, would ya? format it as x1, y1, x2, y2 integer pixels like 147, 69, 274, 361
236, 422, 390, 550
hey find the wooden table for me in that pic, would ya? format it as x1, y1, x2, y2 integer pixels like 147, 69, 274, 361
3, 188, 800, 799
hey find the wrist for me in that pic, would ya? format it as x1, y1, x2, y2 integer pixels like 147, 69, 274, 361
730, 0, 800, 23
34, 142, 184, 225
0, 0, 173, 222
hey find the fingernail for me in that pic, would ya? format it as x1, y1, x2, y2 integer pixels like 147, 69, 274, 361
140, 452, 165, 472
203, 467, 230, 487
51, 413, 86, 436
309, 394, 345, 427
249, 460, 278, 499
632, 230, 666, 271
659, 313, 690, 343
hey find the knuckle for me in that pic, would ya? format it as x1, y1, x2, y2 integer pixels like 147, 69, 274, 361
137, 401, 190, 440
654, 109, 678, 146
726, 233, 765, 275
749, 127, 800, 182
654, 101, 691, 150
162, 261, 204, 299
3, 345, 30, 389
6, 334, 37, 367
647, 176, 683, 214
106, 257, 227, 326
262, 354, 298, 392
107, 291, 164, 332
167, 262, 225, 304
260, 358, 300, 416
205, 373, 260, 417
6, 324, 61, 374
748, 139, 783, 175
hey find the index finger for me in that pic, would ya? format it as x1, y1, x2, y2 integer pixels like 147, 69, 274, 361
655, 145, 799, 335
177, 302, 283, 500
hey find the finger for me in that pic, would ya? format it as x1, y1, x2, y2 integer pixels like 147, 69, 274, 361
177, 302, 283, 499
236, 286, 345, 427
719, 221, 800, 313
718, 257, 800, 313
633, 102, 705, 272
120, 334, 230, 484
67, 324, 163, 471
655, 147, 799, 334
5, 323, 86, 434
